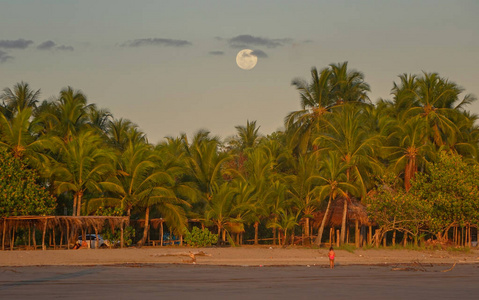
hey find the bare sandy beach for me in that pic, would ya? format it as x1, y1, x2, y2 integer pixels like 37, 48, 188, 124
1, 246, 478, 267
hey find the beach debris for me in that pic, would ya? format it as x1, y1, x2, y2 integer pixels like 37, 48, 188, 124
391, 261, 457, 272
151, 251, 211, 264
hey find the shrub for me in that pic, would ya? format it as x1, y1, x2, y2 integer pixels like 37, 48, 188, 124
185, 227, 218, 247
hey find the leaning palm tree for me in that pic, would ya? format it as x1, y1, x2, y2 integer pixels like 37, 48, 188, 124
314, 152, 358, 246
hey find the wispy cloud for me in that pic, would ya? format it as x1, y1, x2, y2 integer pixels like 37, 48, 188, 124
37, 41, 74, 51
0, 39, 34, 49
228, 35, 291, 49
0, 50, 13, 63
209, 51, 224, 56
121, 38, 192, 47
251, 49, 268, 58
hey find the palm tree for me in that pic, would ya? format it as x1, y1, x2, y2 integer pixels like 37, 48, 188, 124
186, 131, 231, 205
204, 182, 243, 242
400, 72, 476, 147
1, 82, 40, 116
53, 130, 114, 216
328, 62, 370, 104
90, 141, 154, 217
384, 117, 432, 191
314, 152, 358, 246
314, 104, 380, 243
285, 153, 322, 244
285, 67, 334, 155
37, 86, 91, 142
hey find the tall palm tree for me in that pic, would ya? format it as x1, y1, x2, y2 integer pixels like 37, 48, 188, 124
328, 62, 370, 104
384, 117, 432, 191
186, 132, 231, 204
285, 67, 334, 155
314, 104, 380, 243
401, 72, 476, 147
285, 153, 322, 244
53, 130, 114, 216
37, 86, 91, 142
314, 152, 357, 245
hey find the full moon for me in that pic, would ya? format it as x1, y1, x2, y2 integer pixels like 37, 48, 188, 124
236, 49, 258, 70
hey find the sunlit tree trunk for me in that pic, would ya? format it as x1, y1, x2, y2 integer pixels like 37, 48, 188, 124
315, 195, 333, 246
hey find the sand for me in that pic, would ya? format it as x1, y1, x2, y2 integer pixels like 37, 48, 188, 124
1, 246, 478, 267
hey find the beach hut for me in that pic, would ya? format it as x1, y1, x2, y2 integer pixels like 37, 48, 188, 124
311, 197, 373, 247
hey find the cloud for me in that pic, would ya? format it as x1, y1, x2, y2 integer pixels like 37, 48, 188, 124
209, 51, 224, 56
37, 40, 56, 50
37, 41, 74, 51
251, 49, 268, 58
0, 39, 34, 49
57, 45, 74, 51
228, 35, 291, 49
0, 50, 13, 63
121, 38, 192, 47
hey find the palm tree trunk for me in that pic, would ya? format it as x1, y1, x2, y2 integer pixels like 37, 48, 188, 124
254, 221, 259, 245
340, 199, 347, 244
76, 190, 84, 216
138, 207, 150, 247
315, 195, 333, 246
72, 194, 78, 216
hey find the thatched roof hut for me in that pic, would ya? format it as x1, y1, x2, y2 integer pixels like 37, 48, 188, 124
311, 197, 373, 229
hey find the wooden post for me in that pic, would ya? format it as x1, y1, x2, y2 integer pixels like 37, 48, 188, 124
2, 218, 6, 251
42, 219, 47, 250
33, 225, 37, 250
160, 221, 164, 246
120, 220, 124, 249
10, 225, 15, 251
66, 222, 70, 250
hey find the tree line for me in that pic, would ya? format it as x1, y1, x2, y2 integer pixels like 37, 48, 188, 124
1, 61, 478, 247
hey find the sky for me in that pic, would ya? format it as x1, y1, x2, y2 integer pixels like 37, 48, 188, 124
1, 0, 478, 144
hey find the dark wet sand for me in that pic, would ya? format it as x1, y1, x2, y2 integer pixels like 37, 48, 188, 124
1, 264, 478, 300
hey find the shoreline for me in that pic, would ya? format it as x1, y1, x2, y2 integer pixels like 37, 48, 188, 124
1, 246, 478, 267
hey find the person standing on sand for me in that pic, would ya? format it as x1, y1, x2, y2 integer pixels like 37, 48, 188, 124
328, 247, 335, 269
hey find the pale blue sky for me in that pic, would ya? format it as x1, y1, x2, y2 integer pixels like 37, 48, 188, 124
1, 0, 478, 143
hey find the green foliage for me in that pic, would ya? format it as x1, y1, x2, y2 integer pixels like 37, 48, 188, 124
102, 226, 135, 247
411, 152, 479, 236
0, 148, 56, 216
366, 173, 431, 244
184, 227, 218, 247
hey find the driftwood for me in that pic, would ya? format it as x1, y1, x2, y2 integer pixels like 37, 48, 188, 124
391, 261, 457, 272
151, 251, 211, 264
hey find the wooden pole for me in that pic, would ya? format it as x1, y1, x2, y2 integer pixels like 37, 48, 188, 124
160, 221, 164, 246
42, 219, 47, 250
2, 218, 6, 251
120, 220, 124, 248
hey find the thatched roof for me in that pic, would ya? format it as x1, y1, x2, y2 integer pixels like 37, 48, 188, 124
0, 216, 129, 233
311, 197, 374, 228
